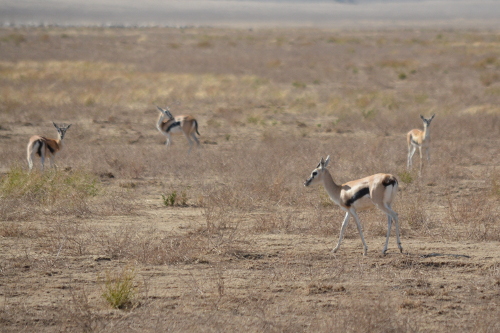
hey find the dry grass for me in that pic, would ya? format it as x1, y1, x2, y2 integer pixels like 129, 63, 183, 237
0, 26, 499, 332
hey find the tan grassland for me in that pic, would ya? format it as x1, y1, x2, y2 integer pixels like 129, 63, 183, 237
0, 27, 500, 332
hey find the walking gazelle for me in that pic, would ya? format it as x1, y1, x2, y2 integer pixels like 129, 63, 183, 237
156, 106, 200, 153
27, 122, 72, 171
304, 156, 402, 256
407, 114, 435, 174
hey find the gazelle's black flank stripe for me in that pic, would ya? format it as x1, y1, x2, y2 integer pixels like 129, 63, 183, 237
166, 121, 181, 133
345, 187, 370, 207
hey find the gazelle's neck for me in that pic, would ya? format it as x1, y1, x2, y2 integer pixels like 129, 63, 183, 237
157, 113, 166, 131
57, 133, 64, 146
423, 123, 430, 140
322, 169, 341, 204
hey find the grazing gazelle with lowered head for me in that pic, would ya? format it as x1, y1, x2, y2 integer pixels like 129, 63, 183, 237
407, 114, 435, 174
156, 106, 200, 153
304, 156, 402, 256
27, 122, 72, 171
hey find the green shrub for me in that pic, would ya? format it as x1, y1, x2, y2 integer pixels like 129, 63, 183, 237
398, 170, 414, 184
0, 167, 100, 220
162, 190, 189, 207
101, 267, 136, 309
0, 167, 99, 204
162, 191, 177, 206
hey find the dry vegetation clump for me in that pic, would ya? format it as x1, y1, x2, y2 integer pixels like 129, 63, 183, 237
0, 27, 499, 332
0, 167, 99, 220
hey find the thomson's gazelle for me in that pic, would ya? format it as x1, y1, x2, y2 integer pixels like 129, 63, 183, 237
304, 156, 402, 256
27, 122, 72, 171
156, 106, 200, 153
407, 114, 435, 174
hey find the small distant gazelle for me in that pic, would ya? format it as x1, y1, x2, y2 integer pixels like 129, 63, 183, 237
156, 106, 200, 153
304, 156, 402, 256
407, 114, 435, 174
27, 122, 72, 171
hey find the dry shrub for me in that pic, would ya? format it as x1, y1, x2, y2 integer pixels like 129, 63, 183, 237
396, 189, 431, 234
309, 298, 419, 333
0, 222, 39, 238
45, 219, 96, 256
202, 186, 245, 255
303, 202, 341, 237
132, 230, 207, 265
252, 209, 296, 234
446, 195, 500, 241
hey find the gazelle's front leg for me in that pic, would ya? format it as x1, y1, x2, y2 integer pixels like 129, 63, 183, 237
350, 209, 368, 256
165, 133, 171, 146
333, 212, 350, 254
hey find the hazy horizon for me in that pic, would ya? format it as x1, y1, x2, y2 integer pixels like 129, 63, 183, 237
1, 0, 499, 29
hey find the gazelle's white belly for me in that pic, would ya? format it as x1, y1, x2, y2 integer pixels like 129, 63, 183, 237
170, 126, 183, 134
351, 195, 374, 211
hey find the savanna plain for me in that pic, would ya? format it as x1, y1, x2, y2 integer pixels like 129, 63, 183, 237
0, 26, 500, 332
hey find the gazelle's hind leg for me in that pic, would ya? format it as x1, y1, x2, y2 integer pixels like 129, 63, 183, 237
27, 142, 36, 171
407, 144, 416, 169
191, 132, 200, 146
182, 132, 194, 153
379, 204, 402, 255
40, 151, 46, 171
418, 146, 423, 175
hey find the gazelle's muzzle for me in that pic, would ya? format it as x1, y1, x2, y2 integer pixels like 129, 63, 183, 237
304, 177, 312, 186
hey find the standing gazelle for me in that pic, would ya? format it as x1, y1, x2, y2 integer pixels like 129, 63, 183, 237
27, 122, 72, 171
304, 156, 402, 256
407, 114, 435, 174
156, 106, 200, 153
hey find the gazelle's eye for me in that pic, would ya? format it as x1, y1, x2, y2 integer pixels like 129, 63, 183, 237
312, 171, 317, 176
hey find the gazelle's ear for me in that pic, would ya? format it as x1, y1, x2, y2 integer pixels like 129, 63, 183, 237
53, 122, 58, 129
319, 157, 326, 168
66, 124, 72, 130
156, 105, 164, 113
324, 155, 331, 167
420, 115, 425, 121
431, 114, 435, 120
